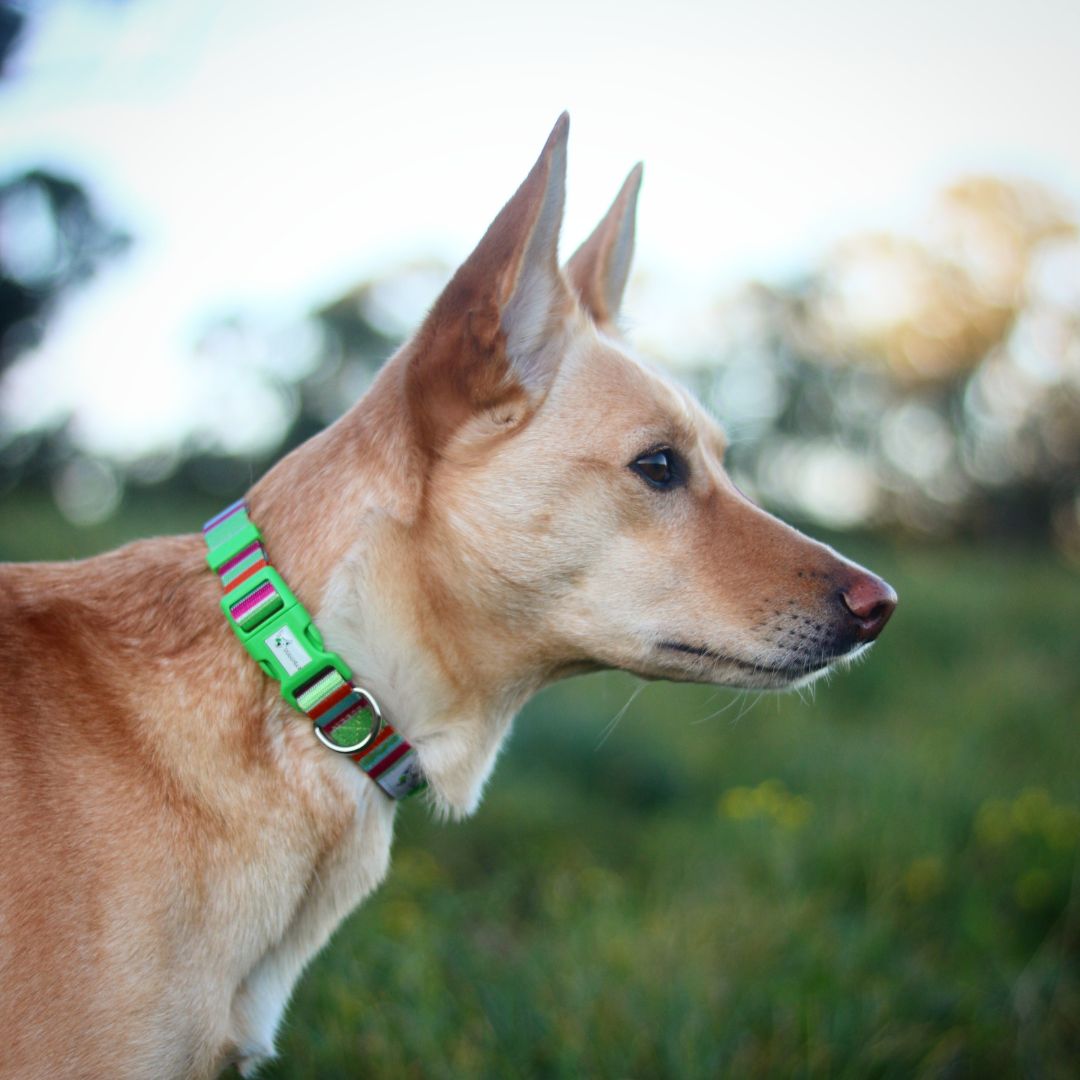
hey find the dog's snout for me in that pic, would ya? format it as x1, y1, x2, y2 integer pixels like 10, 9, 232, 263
839, 573, 897, 642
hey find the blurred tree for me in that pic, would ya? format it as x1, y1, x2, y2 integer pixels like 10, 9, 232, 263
0, 0, 132, 498
0, 168, 130, 378
704, 176, 1080, 553
817, 177, 1076, 382
0, 0, 24, 77
138, 271, 414, 507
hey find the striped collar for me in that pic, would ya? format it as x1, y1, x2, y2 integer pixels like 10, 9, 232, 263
202, 501, 426, 801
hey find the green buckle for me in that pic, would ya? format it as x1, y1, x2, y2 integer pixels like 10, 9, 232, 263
222, 566, 354, 712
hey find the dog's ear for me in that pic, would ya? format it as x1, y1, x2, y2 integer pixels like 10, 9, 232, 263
404, 114, 573, 452
565, 163, 642, 331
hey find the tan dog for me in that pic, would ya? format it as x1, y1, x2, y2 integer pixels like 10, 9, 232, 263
0, 114, 895, 1079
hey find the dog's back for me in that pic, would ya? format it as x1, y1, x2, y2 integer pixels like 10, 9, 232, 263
1, 542, 218, 1076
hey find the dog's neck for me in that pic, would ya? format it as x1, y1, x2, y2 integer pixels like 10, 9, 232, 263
317, 516, 537, 819
243, 363, 536, 818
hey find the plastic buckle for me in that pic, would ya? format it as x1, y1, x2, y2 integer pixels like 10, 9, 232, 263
221, 568, 295, 635
222, 576, 353, 714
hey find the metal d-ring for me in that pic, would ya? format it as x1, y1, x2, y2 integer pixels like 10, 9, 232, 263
314, 686, 383, 755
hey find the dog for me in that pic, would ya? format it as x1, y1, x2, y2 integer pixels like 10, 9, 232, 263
0, 114, 896, 1079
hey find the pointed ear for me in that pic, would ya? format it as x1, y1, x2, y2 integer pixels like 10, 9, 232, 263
496, 114, 572, 386
404, 114, 574, 453
565, 163, 643, 330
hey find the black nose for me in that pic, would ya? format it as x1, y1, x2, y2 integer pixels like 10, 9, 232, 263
840, 572, 898, 642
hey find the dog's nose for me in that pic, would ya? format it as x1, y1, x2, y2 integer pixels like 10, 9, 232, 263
840, 572, 897, 642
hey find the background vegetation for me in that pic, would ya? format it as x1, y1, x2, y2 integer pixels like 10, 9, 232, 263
4, 509, 1076, 1078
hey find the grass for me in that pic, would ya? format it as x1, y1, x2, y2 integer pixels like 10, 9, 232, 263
264, 537, 1079, 1079
2, 500, 1078, 1077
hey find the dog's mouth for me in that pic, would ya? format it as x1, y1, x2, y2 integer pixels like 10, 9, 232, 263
655, 638, 863, 690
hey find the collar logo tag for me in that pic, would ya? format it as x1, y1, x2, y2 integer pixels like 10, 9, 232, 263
266, 625, 313, 676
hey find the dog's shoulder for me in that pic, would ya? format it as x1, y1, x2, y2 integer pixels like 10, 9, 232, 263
0, 534, 229, 749
1, 531, 211, 633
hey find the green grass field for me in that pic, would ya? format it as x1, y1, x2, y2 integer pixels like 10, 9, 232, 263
3, 500, 1078, 1077
259, 537, 1079, 1080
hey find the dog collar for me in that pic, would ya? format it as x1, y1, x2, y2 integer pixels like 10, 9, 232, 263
202, 500, 426, 800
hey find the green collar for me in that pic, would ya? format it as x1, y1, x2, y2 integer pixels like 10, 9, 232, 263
202, 500, 425, 800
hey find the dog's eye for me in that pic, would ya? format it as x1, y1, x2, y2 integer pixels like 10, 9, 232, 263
630, 448, 683, 490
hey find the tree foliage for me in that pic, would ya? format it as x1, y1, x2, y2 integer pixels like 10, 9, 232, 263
697, 176, 1080, 552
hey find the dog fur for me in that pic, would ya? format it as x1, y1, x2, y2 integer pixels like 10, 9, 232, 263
0, 114, 895, 1078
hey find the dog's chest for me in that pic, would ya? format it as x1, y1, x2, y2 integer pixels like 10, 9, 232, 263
211, 768, 396, 1077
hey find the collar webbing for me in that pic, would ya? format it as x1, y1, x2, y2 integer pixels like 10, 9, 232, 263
202, 500, 425, 801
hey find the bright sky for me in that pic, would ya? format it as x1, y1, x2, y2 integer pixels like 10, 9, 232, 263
2, 0, 1079, 458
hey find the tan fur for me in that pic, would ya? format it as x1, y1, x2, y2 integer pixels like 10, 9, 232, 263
0, 114, 895, 1078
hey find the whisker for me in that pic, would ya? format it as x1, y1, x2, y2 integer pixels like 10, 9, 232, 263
692, 690, 747, 726
596, 678, 648, 749
731, 690, 764, 725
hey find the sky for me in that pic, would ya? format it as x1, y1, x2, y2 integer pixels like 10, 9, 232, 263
2, 0, 1079, 458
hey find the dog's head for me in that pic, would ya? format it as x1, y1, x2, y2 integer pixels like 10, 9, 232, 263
375, 114, 895, 696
